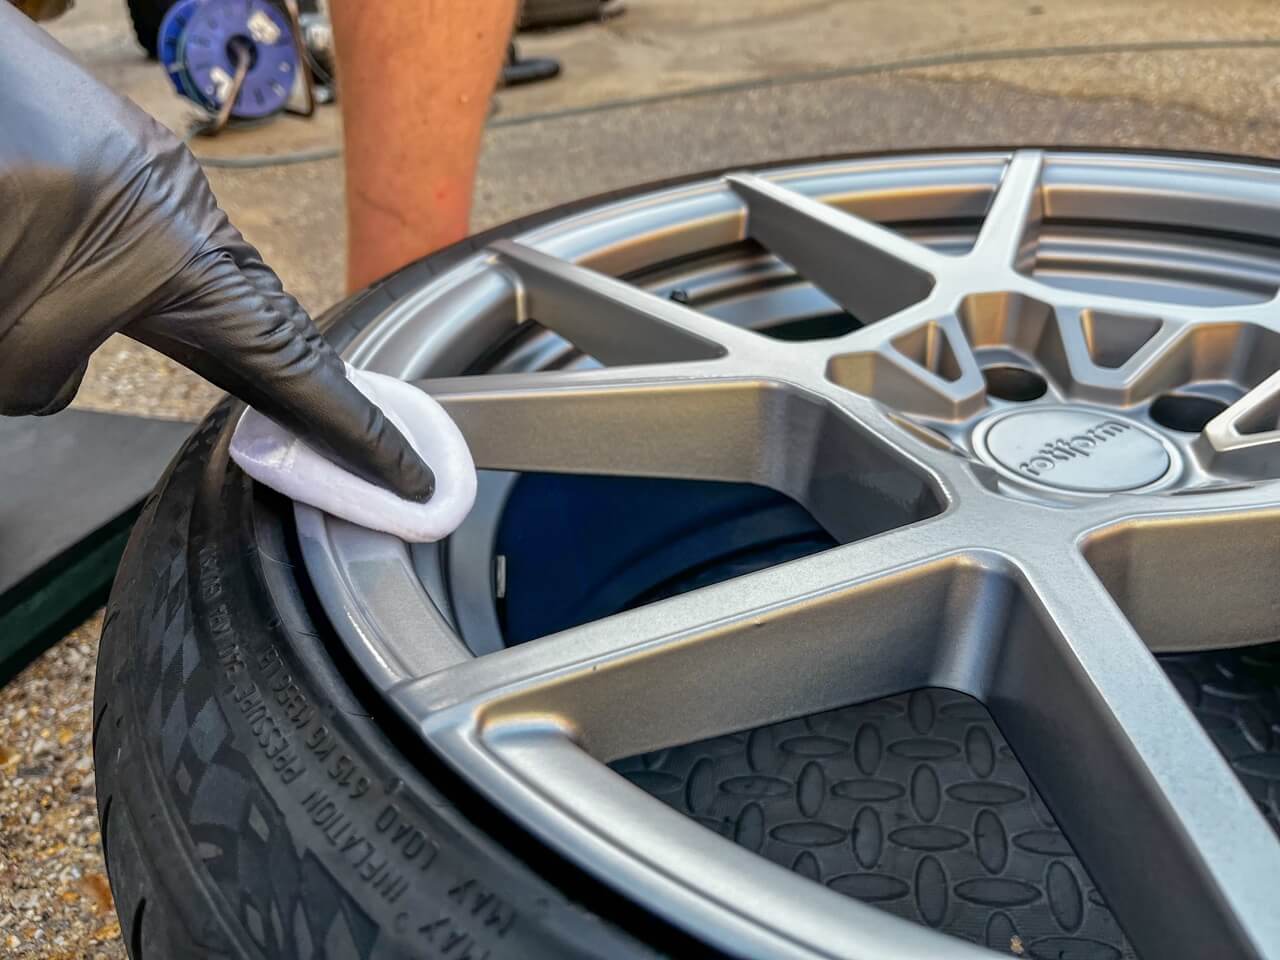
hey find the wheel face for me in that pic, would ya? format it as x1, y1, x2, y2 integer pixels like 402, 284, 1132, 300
297, 151, 1280, 960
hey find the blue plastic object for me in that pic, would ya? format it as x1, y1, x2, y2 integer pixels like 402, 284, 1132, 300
158, 0, 297, 120
495, 475, 834, 645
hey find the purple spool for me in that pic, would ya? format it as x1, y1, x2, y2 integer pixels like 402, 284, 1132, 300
179, 0, 297, 120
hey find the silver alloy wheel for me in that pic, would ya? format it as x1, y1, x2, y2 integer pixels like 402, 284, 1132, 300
297, 150, 1280, 960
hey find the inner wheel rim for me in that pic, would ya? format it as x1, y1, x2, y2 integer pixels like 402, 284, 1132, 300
296, 150, 1280, 960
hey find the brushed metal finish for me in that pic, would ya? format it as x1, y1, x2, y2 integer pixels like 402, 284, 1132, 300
298, 151, 1280, 959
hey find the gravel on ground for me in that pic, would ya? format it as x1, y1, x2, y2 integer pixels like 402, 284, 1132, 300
0, 613, 122, 959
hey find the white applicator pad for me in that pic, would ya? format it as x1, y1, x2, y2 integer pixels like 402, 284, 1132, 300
229, 366, 477, 542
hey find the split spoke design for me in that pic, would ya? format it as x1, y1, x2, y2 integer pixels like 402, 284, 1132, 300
828, 310, 987, 419
727, 173, 943, 323
967, 149, 1044, 270
1200, 368, 1280, 477
494, 238, 761, 364
1087, 314, 1185, 396
989, 551, 1280, 960
1044, 307, 1187, 402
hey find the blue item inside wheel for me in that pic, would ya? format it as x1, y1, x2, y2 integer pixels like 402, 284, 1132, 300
157, 0, 298, 120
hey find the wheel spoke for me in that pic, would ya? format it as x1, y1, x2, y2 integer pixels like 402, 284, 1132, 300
399, 514, 984, 762
1199, 368, 1280, 477
828, 311, 987, 420
1042, 306, 1186, 402
418, 365, 777, 484
1082, 497, 1280, 653
1094, 315, 1187, 398
726, 173, 941, 323
492, 238, 758, 363
987, 551, 1280, 960
419, 366, 942, 537
968, 150, 1045, 271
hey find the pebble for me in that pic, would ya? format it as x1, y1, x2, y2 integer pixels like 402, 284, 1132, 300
0, 613, 123, 957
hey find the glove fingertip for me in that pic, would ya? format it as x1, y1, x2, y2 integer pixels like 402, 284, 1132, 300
387, 450, 436, 504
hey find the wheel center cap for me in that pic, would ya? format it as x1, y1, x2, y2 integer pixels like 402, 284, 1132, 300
975, 406, 1173, 493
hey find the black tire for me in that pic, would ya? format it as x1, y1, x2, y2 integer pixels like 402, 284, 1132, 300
91, 189, 729, 959
126, 0, 167, 58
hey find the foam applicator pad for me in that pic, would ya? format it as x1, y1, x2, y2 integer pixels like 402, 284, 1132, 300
229, 367, 477, 542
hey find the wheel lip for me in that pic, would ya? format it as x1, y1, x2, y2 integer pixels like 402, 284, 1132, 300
338, 144, 1280, 378
297, 147, 1280, 959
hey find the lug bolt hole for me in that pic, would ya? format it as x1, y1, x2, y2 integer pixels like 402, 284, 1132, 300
1149, 393, 1229, 433
983, 365, 1048, 402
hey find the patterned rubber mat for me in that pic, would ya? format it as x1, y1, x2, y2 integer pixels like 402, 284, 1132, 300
615, 642, 1280, 959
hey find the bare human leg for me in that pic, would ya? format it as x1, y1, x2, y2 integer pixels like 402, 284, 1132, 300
330, 0, 517, 291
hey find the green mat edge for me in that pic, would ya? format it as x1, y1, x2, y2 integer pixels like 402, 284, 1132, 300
0, 505, 141, 686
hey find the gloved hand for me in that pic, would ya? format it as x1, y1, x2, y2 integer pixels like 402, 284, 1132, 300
0, 6, 435, 503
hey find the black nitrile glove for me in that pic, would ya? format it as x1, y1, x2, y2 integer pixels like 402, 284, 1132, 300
0, 6, 434, 502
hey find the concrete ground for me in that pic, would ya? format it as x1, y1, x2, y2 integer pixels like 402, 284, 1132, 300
2, 0, 1279, 954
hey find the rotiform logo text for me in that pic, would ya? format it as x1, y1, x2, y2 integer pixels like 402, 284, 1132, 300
1019, 420, 1133, 478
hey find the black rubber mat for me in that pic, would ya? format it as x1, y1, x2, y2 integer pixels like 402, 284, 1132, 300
0, 410, 192, 682
616, 642, 1280, 959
